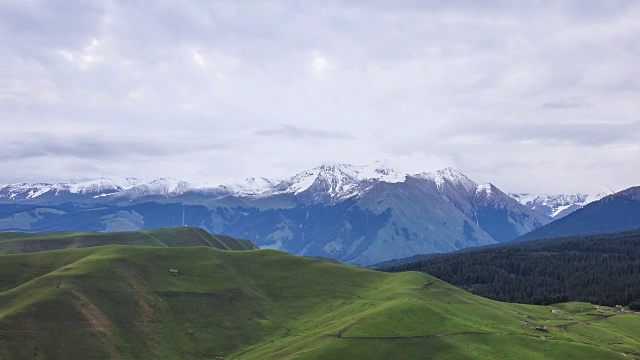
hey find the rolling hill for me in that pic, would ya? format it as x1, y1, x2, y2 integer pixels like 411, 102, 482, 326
0, 226, 256, 254
0, 245, 638, 359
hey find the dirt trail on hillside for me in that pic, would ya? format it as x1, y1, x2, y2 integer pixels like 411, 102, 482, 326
335, 331, 491, 340
557, 313, 618, 331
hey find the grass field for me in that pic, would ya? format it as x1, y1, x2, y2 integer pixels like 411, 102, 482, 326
0, 226, 255, 254
0, 242, 638, 359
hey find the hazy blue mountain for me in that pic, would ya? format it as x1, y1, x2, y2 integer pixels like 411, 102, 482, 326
517, 186, 640, 241
510, 192, 611, 219
0, 163, 550, 264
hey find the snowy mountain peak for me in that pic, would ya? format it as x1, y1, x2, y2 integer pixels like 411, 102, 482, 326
473, 183, 517, 209
143, 178, 192, 195
103, 177, 146, 189
359, 160, 406, 183
278, 164, 359, 198
64, 177, 146, 194
222, 177, 281, 196
510, 191, 614, 219
476, 183, 495, 196
2, 162, 574, 207
275, 161, 407, 198
416, 167, 477, 193
312, 161, 404, 182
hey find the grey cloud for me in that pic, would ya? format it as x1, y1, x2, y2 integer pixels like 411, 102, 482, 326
255, 125, 353, 140
541, 99, 587, 109
0, 0, 106, 59
442, 121, 640, 147
511, 122, 640, 146
0, 132, 226, 162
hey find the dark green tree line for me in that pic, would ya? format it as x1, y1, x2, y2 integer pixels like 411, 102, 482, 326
383, 230, 640, 306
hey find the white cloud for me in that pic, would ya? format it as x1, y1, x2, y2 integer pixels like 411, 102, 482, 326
309, 53, 335, 78
192, 50, 205, 67
57, 37, 102, 69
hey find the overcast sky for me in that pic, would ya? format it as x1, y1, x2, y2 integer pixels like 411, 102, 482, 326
1, 1, 639, 194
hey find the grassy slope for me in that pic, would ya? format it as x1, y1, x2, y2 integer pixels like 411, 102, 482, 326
0, 226, 255, 254
0, 246, 638, 359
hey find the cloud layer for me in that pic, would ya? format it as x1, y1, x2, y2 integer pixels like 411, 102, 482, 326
1, 0, 639, 193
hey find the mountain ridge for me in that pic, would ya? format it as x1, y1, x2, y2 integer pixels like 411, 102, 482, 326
517, 186, 640, 241
0, 162, 550, 264
510, 192, 612, 218
0, 163, 501, 203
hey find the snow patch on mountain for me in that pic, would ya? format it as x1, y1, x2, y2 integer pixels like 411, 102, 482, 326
221, 177, 282, 196
0, 161, 410, 202
510, 192, 612, 218
118, 178, 211, 198
415, 167, 477, 193
66, 177, 145, 194
0, 183, 53, 199
27, 184, 52, 199
476, 183, 494, 196
359, 160, 406, 183
3, 162, 605, 212
269, 161, 406, 200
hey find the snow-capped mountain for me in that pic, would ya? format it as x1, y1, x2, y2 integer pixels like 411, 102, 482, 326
416, 167, 478, 194
0, 163, 486, 203
510, 192, 612, 219
272, 161, 406, 202
410, 169, 549, 243
219, 177, 281, 197
0, 162, 551, 264
66, 177, 145, 195
0, 177, 145, 201
0, 182, 55, 200
0, 161, 407, 202
518, 186, 640, 241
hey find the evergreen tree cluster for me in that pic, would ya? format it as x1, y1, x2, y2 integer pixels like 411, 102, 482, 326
383, 230, 640, 307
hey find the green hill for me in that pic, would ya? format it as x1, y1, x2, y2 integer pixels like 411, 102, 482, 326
0, 246, 638, 359
0, 226, 256, 254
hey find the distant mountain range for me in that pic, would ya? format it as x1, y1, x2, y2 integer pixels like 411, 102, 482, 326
0, 162, 557, 264
0, 161, 407, 202
517, 186, 640, 241
0, 168, 603, 219
509, 192, 611, 218
373, 185, 640, 270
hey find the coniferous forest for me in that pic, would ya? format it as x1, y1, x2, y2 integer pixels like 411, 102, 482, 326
383, 230, 640, 307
